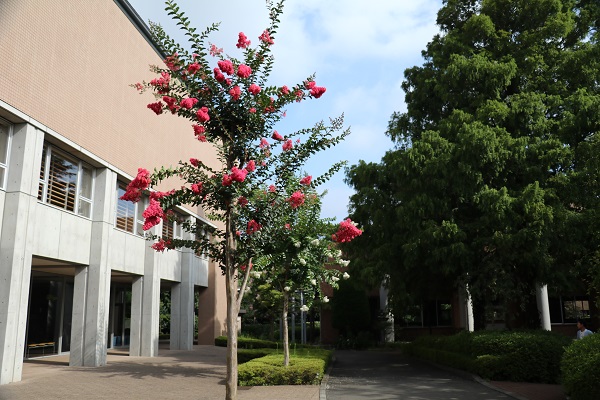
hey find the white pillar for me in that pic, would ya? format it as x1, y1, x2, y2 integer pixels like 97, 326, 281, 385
70, 168, 116, 367
0, 123, 43, 384
129, 276, 143, 356
536, 284, 551, 331
170, 222, 195, 350
379, 284, 395, 343
141, 245, 160, 357
458, 285, 474, 332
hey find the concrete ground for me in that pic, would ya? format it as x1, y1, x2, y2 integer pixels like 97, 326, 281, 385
0, 346, 567, 400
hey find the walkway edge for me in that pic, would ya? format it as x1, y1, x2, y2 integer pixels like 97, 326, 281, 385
319, 353, 335, 400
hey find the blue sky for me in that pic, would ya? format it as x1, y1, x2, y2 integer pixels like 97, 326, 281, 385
127, 0, 442, 222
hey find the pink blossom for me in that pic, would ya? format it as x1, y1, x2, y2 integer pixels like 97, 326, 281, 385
282, 139, 293, 151
305, 80, 316, 90
189, 158, 200, 167
191, 182, 203, 194
245, 160, 256, 172
238, 196, 248, 207
230, 166, 247, 182
237, 64, 252, 78
259, 29, 274, 45
196, 107, 210, 122
180, 97, 198, 109
149, 72, 171, 92
217, 59, 235, 75
287, 191, 305, 209
134, 82, 144, 91
142, 198, 164, 230
272, 131, 283, 141
209, 44, 223, 56
222, 174, 233, 186
248, 84, 261, 95
187, 63, 201, 75
120, 168, 151, 202
151, 238, 168, 252
213, 67, 225, 82
285, 223, 291, 230
246, 219, 262, 235
236, 32, 251, 49
150, 190, 174, 201
280, 85, 290, 95
260, 138, 270, 148
226, 78, 232, 86
197, 135, 207, 142
295, 90, 304, 102
229, 86, 241, 100
300, 175, 312, 186
269, 185, 276, 193
164, 53, 180, 71
249, 108, 257, 113
332, 219, 363, 243
147, 102, 163, 115
310, 86, 326, 98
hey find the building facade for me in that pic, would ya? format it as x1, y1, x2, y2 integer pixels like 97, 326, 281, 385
0, 0, 226, 385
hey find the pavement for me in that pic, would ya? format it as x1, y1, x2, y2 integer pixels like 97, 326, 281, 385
0, 346, 567, 400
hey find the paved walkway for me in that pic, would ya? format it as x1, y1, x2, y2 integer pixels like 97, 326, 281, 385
0, 346, 567, 400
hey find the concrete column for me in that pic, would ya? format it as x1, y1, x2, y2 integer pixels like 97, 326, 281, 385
458, 285, 474, 332
536, 284, 551, 331
141, 244, 160, 357
129, 276, 143, 356
379, 284, 394, 343
70, 168, 116, 367
69, 267, 88, 366
170, 221, 195, 350
0, 123, 44, 384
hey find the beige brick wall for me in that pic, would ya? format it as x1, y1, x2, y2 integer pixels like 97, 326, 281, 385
0, 0, 220, 189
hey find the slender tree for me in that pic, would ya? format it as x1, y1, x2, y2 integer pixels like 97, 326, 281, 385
123, 1, 354, 398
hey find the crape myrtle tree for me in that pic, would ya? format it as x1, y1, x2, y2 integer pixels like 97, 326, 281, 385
247, 177, 359, 366
345, 0, 600, 328
122, 1, 358, 398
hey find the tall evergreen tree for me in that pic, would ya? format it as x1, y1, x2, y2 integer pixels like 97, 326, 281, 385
345, 0, 600, 328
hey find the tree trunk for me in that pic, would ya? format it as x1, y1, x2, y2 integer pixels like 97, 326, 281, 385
225, 206, 238, 400
282, 290, 290, 366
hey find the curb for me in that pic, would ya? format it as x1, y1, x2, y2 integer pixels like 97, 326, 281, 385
319, 354, 335, 400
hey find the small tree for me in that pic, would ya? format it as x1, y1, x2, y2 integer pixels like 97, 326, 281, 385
250, 178, 361, 365
124, 1, 354, 398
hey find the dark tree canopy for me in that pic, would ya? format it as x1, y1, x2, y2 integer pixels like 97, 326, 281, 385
345, 0, 600, 327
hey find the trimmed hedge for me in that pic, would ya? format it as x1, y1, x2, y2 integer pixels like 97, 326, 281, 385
215, 336, 280, 349
238, 348, 332, 386
561, 334, 600, 400
404, 330, 572, 383
237, 348, 277, 364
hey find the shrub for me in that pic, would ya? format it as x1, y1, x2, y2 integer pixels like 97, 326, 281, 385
215, 336, 280, 349
237, 348, 277, 364
238, 348, 332, 386
404, 330, 572, 383
561, 334, 600, 400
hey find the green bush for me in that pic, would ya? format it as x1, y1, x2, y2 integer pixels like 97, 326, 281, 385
405, 330, 571, 383
237, 348, 277, 364
215, 336, 280, 349
238, 348, 332, 386
561, 334, 600, 400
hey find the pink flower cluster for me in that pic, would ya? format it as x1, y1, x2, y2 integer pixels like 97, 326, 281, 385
282, 139, 293, 151
221, 162, 255, 187
248, 84, 261, 95
332, 219, 363, 243
142, 198, 164, 230
217, 60, 235, 75
180, 97, 198, 109
192, 124, 207, 142
147, 102, 163, 115
300, 175, 312, 186
236, 32, 251, 49
196, 107, 210, 122
120, 168, 151, 202
229, 86, 241, 100
272, 131, 283, 141
191, 182, 203, 194
149, 71, 170, 93
187, 62, 201, 75
210, 44, 223, 56
246, 219, 262, 235
237, 64, 252, 79
151, 238, 171, 252
259, 29, 274, 45
287, 191, 305, 209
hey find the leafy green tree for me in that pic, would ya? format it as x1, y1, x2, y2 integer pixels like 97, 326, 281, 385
345, 0, 600, 328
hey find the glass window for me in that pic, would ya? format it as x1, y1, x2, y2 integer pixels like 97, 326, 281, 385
195, 220, 210, 258
549, 296, 590, 323
38, 143, 94, 218
0, 121, 12, 189
115, 182, 147, 235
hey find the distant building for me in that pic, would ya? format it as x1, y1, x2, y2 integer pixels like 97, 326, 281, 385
0, 0, 226, 385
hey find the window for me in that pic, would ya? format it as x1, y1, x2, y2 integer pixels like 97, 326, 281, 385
38, 144, 94, 218
0, 120, 12, 189
550, 296, 591, 324
195, 220, 210, 259
115, 182, 147, 235
399, 300, 453, 327
162, 211, 184, 240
